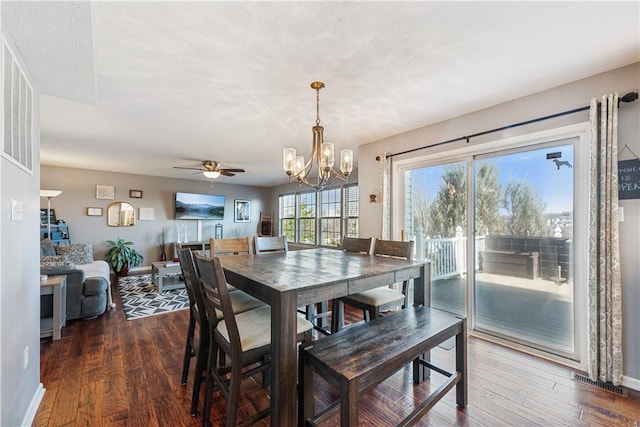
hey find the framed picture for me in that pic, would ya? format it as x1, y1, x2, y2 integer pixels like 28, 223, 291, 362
40, 209, 56, 225
87, 207, 103, 216
129, 189, 143, 198
234, 199, 250, 222
139, 207, 155, 220
96, 184, 115, 200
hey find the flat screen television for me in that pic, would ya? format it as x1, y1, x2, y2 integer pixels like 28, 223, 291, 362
175, 192, 225, 220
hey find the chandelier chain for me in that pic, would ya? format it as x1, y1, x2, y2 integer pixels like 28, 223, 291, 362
315, 86, 321, 126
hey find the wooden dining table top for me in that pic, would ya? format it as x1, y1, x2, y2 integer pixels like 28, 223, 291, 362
219, 247, 427, 302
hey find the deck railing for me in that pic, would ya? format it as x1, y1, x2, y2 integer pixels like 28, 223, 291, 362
414, 227, 486, 280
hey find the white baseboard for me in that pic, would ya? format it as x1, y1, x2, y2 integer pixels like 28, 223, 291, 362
21, 383, 45, 427
623, 375, 640, 391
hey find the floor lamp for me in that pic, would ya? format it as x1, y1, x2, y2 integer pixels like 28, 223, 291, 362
40, 190, 62, 238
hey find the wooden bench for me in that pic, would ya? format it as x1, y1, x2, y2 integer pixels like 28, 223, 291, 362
299, 306, 467, 426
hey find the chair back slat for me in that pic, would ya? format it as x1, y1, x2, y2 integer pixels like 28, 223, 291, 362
373, 239, 414, 260
254, 236, 288, 254
210, 237, 251, 256
341, 237, 372, 254
177, 248, 208, 327
194, 254, 241, 350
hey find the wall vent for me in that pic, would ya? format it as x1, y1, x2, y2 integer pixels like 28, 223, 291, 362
571, 372, 628, 397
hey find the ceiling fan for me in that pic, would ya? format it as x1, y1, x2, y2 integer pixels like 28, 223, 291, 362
173, 160, 245, 178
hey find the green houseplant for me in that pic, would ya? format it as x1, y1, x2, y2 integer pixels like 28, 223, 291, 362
105, 238, 144, 276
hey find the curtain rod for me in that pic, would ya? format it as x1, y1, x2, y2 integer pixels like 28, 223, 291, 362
377, 91, 639, 161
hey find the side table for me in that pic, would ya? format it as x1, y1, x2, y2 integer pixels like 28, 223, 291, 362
151, 262, 185, 292
40, 275, 67, 340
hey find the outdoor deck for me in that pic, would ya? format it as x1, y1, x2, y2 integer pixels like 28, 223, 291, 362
430, 272, 574, 353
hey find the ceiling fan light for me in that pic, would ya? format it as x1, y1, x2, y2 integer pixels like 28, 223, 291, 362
203, 171, 220, 179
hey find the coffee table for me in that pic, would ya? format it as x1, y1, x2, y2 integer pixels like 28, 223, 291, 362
151, 261, 184, 292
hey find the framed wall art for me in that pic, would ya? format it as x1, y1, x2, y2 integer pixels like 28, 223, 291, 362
234, 199, 250, 222
87, 207, 103, 216
96, 184, 115, 200
129, 190, 143, 198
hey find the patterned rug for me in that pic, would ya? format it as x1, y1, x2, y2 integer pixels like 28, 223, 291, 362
117, 274, 189, 320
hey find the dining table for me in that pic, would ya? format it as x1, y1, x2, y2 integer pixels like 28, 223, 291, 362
219, 247, 430, 427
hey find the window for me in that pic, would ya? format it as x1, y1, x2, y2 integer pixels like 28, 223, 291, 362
279, 194, 296, 243
343, 184, 359, 238
279, 183, 359, 246
320, 188, 341, 246
298, 192, 316, 244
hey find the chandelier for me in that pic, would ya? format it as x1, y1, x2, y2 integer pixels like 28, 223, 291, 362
283, 82, 353, 190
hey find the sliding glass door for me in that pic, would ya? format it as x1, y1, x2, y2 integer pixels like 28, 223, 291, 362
402, 131, 585, 362
404, 161, 467, 316
473, 143, 575, 357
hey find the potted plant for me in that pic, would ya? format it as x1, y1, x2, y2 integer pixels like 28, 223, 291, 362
105, 238, 144, 276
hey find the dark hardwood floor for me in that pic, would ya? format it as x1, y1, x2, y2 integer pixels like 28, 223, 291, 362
34, 283, 640, 426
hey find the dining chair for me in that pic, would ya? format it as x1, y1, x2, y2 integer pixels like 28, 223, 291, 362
333, 238, 414, 332
331, 237, 373, 332
194, 253, 313, 427
177, 248, 265, 418
210, 237, 251, 256
253, 235, 288, 253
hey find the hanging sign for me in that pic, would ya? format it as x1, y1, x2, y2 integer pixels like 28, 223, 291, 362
618, 159, 640, 199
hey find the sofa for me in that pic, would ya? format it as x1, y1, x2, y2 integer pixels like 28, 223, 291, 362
40, 239, 112, 320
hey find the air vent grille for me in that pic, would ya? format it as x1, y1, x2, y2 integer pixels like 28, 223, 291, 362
571, 372, 628, 397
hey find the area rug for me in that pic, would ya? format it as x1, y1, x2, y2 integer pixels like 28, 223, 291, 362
117, 274, 189, 320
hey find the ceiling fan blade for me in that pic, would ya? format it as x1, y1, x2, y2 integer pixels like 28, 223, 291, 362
220, 171, 236, 177
173, 166, 205, 171
220, 168, 245, 173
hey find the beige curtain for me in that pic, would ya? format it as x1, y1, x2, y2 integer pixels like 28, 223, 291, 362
381, 153, 391, 240
588, 92, 623, 385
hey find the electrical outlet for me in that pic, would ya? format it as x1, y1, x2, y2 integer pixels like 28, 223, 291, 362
23, 346, 29, 369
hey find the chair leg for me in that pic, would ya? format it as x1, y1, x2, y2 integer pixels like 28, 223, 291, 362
190, 340, 208, 416
331, 299, 344, 333
202, 341, 218, 427
262, 354, 271, 387
227, 359, 243, 427
181, 315, 196, 385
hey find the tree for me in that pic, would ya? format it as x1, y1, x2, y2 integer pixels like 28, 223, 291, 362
412, 188, 430, 237
475, 162, 504, 235
502, 179, 547, 236
428, 164, 466, 237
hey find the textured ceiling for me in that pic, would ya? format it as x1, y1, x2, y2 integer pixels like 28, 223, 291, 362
3, 1, 639, 187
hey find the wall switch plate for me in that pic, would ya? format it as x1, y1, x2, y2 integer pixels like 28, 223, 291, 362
618, 206, 624, 222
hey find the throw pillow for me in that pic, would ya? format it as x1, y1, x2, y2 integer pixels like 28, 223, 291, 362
40, 258, 75, 271
40, 238, 56, 257
56, 243, 94, 265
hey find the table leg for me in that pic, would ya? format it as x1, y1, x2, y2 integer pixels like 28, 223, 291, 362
107, 280, 116, 309
456, 317, 468, 407
271, 290, 298, 426
413, 263, 431, 382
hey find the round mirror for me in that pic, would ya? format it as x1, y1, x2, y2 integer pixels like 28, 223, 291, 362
107, 202, 135, 227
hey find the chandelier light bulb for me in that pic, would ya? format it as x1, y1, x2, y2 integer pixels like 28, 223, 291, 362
340, 149, 353, 176
283, 148, 296, 175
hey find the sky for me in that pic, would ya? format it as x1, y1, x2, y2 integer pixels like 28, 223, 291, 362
410, 143, 575, 215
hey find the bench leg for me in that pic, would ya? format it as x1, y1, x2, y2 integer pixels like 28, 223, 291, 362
341, 380, 359, 427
